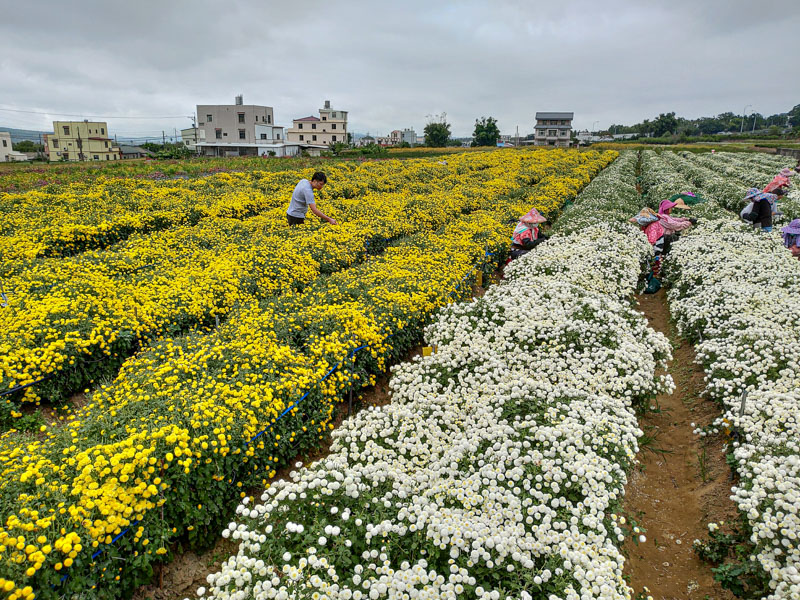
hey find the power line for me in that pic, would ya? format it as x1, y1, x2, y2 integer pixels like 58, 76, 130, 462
0, 107, 191, 119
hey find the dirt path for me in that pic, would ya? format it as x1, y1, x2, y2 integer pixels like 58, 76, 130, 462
622, 290, 738, 600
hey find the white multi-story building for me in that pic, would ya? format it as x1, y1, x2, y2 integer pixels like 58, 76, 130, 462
534, 112, 574, 147
180, 127, 206, 152
386, 128, 417, 146
195, 95, 286, 156
0, 132, 14, 161
286, 100, 347, 146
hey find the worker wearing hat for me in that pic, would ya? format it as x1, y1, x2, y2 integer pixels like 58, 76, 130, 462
782, 219, 800, 260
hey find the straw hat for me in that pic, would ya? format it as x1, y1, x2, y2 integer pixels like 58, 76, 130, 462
629, 207, 659, 225
782, 219, 800, 236
672, 198, 691, 210
520, 208, 546, 224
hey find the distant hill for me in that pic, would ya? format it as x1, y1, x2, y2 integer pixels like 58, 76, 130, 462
0, 127, 51, 143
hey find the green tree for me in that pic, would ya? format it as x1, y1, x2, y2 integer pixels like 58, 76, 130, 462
652, 112, 678, 137
471, 116, 500, 146
423, 122, 451, 147
12, 140, 44, 152
328, 141, 349, 155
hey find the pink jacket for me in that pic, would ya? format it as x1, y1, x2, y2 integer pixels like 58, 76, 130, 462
643, 221, 665, 245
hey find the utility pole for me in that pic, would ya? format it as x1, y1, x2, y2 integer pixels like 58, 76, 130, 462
162, 131, 166, 145
741, 104, 752, 134
516, 125, 519, 147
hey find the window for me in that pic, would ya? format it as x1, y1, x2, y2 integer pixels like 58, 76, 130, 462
52, 139, 59, 148
93, 155, 99, 160
101, 127, 105, 134
1, 139, 6, 147
332, 135, 337, 142
106, 155, 109, 160
322, 116, 327, 121
277, 133, 281, 140
332, 124, 336, 130
298, 123, 303, 129
332, 112, 337, 118
267, 114, 271, 124
215, 129, 222, 139
105, 141, 108, 148
312, 134, 317, 141
260, 133, 267, 140
299, 134, 304, 141
63, 126, 70, 135
560, 130, 567, 137
239, 129, 246, 139
312, 123, 316, 129
207, 114, 212, 122
238, 113, 245, 123
548, 129, 557, 136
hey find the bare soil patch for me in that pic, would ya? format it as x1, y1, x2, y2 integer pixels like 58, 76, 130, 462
622, 290, 738, 600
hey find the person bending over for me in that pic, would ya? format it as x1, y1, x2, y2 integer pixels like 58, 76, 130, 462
286, 171, 337, 226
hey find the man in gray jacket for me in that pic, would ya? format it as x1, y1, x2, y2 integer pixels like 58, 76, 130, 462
286, 171, 337, 226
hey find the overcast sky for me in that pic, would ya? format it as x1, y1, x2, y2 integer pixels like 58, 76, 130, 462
2, 0, 798, 139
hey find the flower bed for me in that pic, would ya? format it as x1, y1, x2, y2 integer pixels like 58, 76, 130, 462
664, 217, 800, 599
0, 151, 617, 599
193, 222, 671, 600
186, 153, 676, 600
1, 151, 613, 415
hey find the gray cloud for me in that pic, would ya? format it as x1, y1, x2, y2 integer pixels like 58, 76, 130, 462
1, 0, 798, 138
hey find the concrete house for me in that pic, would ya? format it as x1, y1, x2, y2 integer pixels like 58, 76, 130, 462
195, 95, 286, 157
534, 112, 574, 147
46, 120, 120, 161
287, 100, 347, 146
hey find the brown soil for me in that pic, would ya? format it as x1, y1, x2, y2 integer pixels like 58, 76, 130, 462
622, 290, 738, 600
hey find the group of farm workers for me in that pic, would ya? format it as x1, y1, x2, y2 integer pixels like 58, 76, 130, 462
629, 197, 698, 293
285, 164, 800, 282
740, 163, 800, 259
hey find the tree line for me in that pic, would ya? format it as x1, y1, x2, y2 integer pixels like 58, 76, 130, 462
607, 104, 800, 137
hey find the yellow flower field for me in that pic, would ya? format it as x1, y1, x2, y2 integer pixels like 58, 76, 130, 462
0, 150, 606, 418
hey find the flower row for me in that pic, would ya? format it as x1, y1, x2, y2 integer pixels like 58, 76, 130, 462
194, 223, 670, 600
664, 217, 800, 600
190, 152, 673, 600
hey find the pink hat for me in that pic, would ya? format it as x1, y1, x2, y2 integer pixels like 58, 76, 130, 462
780, 168, 796, 178
520, 208, 546, 224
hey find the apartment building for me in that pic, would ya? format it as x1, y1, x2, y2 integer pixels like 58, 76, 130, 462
286, 100, 347, 146
195, 96, 286, 156
534, 112, 574, 147
46, 120, 119, 161
180, 127, 206, 152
